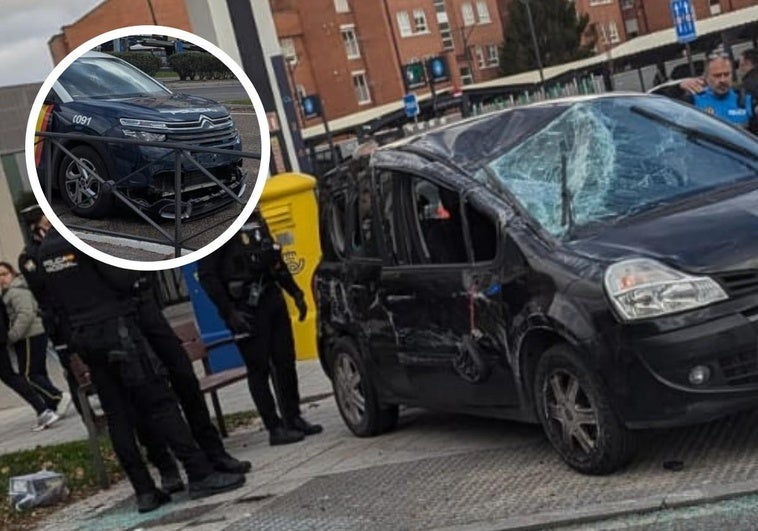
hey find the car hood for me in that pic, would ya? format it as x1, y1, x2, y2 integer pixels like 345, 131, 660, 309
73, 93, 229, 121
567, 187, 758, 274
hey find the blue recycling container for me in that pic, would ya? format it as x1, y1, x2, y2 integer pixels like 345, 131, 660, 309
181, 261, 244, 372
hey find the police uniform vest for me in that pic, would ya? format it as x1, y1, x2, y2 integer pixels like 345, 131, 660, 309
693, 88, 754, 128
219, 214, 282, 293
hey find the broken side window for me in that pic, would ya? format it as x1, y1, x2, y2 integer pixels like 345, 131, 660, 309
464, 200, 497, 262
408, 176, 468, 265
377, 171, 405, 265
350, 168, 380, 259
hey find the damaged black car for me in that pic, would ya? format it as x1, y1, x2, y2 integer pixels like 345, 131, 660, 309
316, 93, 758, 475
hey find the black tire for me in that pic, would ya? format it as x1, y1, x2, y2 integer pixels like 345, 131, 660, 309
58, 145, 113, 218
330, 337, 398, 437
534, 343, 634, 475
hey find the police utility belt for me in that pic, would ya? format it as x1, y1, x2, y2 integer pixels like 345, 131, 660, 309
228, 277, 268, 307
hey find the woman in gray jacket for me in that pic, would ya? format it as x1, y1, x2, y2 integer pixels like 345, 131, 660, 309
0, 261, 69, 429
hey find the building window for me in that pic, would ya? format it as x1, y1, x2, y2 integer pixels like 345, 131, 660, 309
625, 17, 639, 37
334, 0, 350, 13
620, 0, 635, 9
352, 71, 371, 104
413, 9, 429, 33
434, 0, 446, 14
397, 11, 413, 37
341, 25, 360, 59
460, 65, 474, 85
487, 44, 499, 66
280, 38, 297, 65
475, 45, 486, 68
608, 21, 620, 43
462, 2, 476, 27
476, 1, 491, 24
710, 0, 721, 15
440, 23, 455, 50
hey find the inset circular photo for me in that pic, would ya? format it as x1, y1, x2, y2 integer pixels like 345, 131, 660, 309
25, 25, 270, 270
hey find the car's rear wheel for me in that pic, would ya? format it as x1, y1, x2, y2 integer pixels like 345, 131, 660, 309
535, 343, 634, 474
58, 145, 113, 218
331, 338, 398, 437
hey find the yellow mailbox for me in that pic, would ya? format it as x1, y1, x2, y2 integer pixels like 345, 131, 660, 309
258, 173, 320, 360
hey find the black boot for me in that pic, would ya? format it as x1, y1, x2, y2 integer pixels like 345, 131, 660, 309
137, 489, 170, 513
188, 471, 246, 500
212, 454, 252, 474
285, 416, 323, 436
269, 426, 305, 446
159, 469, 185, 494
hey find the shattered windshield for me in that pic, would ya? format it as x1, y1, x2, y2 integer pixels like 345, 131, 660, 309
477, 97, 758, 238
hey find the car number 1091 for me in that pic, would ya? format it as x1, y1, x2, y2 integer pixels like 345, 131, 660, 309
72, 114, 92, 126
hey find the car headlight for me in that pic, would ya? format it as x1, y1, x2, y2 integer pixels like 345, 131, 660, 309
121, 129, 166, 142
604, 258, 728, 322
119, 118, 168, 129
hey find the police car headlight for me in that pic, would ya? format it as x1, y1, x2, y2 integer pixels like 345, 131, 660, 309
604, 258, 728, 322
119, 118, 168, 129
121, 129, 166, 142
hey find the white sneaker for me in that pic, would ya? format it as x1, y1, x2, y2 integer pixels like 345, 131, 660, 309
32, 409, 60, 432
57, 392, 73, 418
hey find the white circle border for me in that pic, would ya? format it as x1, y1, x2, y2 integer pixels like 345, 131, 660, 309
24, 25, 271, 271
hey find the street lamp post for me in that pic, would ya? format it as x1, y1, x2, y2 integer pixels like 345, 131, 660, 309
520, 0, 545, 91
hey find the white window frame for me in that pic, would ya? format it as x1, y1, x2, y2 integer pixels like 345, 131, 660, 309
608, 21, 620, 43
352, 71, 371, 105
413, 8, 429, 33
462, 2, 476, 27
280, 38, 297, 65
334, 0, 350, 13
487, 44, 499, 66
589, 0, 612, 5
341, 25, 361, 59
460, 65, 474, 85
624, 17, 639, 36
476, 1, 491, 24
475, 45, 486, 69
397, 11, 413, 38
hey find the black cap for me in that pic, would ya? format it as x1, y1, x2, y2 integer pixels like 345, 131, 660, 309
19, 204, 44, 224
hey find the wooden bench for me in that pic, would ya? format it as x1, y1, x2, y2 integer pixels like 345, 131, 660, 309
171, 319, 248, 438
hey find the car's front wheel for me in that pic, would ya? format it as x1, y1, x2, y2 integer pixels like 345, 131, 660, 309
58, 145, 113, 218
331, 338, 398, 437
535, 343, 634, 475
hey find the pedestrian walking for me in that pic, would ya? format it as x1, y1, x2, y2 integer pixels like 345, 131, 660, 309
198, 208, 323, 446
0, 261, 71, 426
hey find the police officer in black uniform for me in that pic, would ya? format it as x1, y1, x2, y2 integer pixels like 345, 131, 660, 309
18, 206, 186, 493
36, 228, 245, 513
134, 272, 251, 476
198, 208, 322, 446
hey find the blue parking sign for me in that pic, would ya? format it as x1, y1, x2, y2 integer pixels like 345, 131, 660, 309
403, 93, 419, 118
670, 0, 697, 44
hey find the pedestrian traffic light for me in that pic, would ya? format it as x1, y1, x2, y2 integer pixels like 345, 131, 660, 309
301, 94, 322, 119
402, 62, 427, 90
426, 56, 450, 84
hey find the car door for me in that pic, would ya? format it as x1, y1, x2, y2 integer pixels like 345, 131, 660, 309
379, 168, 519, 410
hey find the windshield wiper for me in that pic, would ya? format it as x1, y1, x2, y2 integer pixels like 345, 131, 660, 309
560, 139, 574, 232
630, 105, 758, 164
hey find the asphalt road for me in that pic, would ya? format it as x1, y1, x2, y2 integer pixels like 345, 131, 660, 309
44, 102, 263, 263
163, 79, 251, 103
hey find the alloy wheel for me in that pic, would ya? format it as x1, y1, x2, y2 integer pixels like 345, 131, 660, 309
334, 352, 366, 428
64, 157, 100, 209
543, 369, 600, 455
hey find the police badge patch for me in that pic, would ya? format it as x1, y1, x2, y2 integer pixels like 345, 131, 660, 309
23, 259, 36, 273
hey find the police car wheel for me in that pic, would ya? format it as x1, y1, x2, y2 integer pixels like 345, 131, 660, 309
58, 145, 113, 219
331, 337, 398, 437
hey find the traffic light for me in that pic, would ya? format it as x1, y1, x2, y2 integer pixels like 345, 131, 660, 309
403, 62, 427, 90
301, 94, 322, 119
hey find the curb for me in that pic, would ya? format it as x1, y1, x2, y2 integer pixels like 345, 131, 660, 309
432, 479, 758, 530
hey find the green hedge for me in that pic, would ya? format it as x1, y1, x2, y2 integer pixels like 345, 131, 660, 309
167, 51, 234, 81
109, 51, 161, 76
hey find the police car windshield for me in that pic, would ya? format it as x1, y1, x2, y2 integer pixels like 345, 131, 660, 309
58, 57, 170, 100
479, 96, 758, 239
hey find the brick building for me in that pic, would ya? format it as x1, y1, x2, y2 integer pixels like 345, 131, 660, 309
272, 0, 504, 124
49, 0, 503, 125
573, 0, 757, 53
